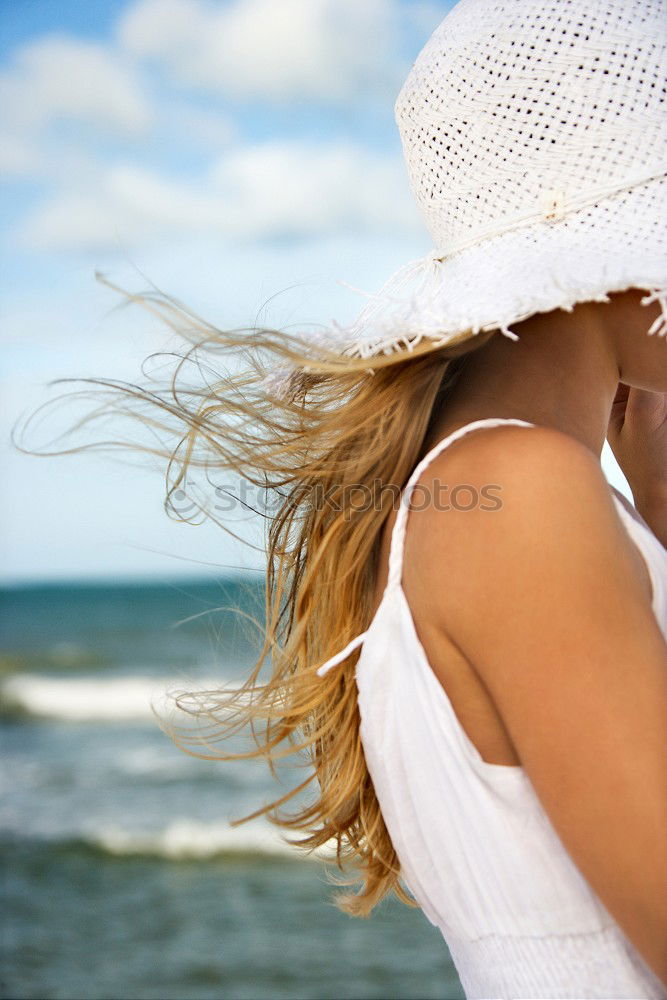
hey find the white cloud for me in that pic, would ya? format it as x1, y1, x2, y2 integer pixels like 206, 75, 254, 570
17, 191, 143, 254
16, 139, 420, 252
0, 138, 118, 188
1, 1, 443, 250
118, 0, 404, 103
0, 134, 38, 177
208, 141, 418, 238
15, 166, 216, 252
0, 36, 152, 137
15, 169, 226, 253
0, 31, 236, 185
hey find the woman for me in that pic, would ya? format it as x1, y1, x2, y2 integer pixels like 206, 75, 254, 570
316, 290, 667, 999
15, 0, 667, 996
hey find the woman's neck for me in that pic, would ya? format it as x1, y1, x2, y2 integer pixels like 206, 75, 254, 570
426, 299, 621, 459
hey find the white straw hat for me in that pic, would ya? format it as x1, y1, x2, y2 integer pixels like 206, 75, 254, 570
263, 0, 667, 396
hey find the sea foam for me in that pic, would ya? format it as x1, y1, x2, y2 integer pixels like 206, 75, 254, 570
78, 817, 338, 862
0, 673, 239, 722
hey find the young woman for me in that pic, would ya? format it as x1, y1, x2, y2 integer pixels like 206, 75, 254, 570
16, 0, 667, 996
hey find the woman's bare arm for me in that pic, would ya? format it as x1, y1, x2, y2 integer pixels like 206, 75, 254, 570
419, 426, 667, 985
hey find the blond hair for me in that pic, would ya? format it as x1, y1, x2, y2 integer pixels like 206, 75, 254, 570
13, 273, 495, 916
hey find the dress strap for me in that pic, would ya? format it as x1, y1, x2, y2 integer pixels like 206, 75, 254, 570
315, 416, 536, 678
316, 630, 369, 677
387, 417, 536, 591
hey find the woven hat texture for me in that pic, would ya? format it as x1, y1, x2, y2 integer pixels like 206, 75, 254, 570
262, 0, 667, 395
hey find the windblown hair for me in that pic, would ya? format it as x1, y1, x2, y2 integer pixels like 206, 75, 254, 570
13, 273, 496, 916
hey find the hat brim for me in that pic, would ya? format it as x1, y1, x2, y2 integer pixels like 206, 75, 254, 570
334, 176, 667, 358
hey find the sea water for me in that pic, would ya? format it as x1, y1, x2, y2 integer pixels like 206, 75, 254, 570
0, 576, 464, 1000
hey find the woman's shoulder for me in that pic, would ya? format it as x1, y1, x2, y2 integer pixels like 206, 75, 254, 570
411, 421, 614, 549
405, 420, 646, 629
421, 420, 602, 490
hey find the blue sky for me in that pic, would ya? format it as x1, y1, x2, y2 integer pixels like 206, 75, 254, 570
0, 0, 630, 584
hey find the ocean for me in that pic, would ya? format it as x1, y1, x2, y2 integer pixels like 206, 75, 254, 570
0, 576, 465, 1000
